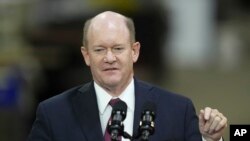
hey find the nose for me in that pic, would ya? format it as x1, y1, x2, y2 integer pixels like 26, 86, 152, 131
104, 50, 116, 63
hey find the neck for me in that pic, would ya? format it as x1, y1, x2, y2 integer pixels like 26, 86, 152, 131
98, 77, 133, 97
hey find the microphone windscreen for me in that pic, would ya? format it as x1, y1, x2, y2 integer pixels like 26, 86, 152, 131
113, 100, 127, 113
112, 100, 127, 121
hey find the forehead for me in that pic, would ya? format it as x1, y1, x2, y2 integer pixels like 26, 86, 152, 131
91, 20, 126, 32
90, 13, 127, 32
87, 16, 130, 44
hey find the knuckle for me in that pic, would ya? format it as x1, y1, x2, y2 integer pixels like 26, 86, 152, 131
214, 116, 221, 121
210, 112, 216, 118
219, 122, 224, 127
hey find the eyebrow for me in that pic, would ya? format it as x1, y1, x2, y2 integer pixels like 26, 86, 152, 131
92, 44, 124, 48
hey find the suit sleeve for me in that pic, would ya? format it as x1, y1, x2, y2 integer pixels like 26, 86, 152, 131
27, 103, 52, 141
184, 99, 202, 141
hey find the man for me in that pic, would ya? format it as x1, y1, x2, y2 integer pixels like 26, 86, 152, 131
27, 11, 227, 141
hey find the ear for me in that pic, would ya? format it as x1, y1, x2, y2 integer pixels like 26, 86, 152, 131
81, 46, 90, 66
132, 42, 140, 63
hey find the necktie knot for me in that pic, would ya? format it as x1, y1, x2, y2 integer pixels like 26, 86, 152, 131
109, 98, 120, 107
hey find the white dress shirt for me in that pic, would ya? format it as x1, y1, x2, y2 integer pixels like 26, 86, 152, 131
95, 79, 135, 141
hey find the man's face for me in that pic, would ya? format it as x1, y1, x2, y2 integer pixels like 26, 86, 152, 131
81, 18, 140, 90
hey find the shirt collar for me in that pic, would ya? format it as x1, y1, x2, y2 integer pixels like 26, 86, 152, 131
94, 79, 135, 115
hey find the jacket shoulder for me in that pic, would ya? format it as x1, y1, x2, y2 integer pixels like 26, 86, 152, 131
39, 82, 91, 107
137, 79, 192, 103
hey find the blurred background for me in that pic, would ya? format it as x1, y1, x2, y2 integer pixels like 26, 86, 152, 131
0, 0, 249, 140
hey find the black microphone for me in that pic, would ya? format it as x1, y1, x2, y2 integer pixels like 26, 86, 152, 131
108, 100, 127, 141
138, 102, 156, 141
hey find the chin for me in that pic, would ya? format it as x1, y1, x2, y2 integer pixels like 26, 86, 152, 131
104, 78, 121, 86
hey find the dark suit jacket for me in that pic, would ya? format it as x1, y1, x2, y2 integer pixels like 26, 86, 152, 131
27, 79, 202, 141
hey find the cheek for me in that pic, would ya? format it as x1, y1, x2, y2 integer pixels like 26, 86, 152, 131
89, 62, 101, 76
89, 56, 103, 69
122, 58, 134, 70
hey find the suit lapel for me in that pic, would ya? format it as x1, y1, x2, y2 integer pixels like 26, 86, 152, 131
71, 82, 104, 141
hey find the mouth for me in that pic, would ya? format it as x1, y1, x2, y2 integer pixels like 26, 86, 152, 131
103, 68, 118, 71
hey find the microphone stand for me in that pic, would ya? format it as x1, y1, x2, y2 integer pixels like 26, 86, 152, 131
122, 131, 133, 141
122, 131, 150, 141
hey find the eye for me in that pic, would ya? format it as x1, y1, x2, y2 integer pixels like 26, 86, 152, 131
113, 47, 124, 53
94, 49, 103, 52
94, 47, 105, 53
114, 47, 124, 51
